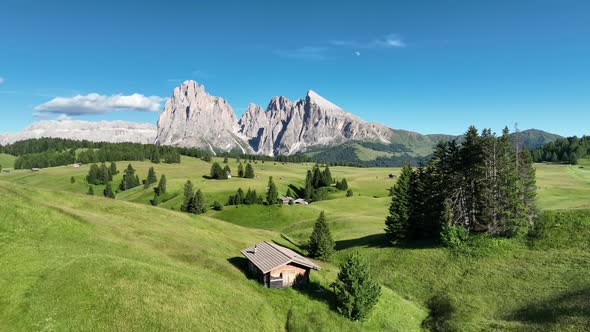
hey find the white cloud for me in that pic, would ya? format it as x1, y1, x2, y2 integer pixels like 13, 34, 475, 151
0, 77, 5, 84
331, 34, 406, 49
34, 93, 167, 115
56, 114, 72, 121
355, 51, 361, 57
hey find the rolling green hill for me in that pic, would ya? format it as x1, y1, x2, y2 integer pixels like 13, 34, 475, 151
1, 157, 589, 331
0, 153, 16, 169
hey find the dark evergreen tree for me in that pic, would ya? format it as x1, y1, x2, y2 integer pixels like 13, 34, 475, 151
181, 180, 194, 212
265, 176, 278, 205
212, 201, 223, 211
237, 163, 244, 177
346, 189, 354, 197
150, 193, 159, 206
308, 211, 335, 261
223, 165, 231, 177
384, 165, 412, 243
304, 170, 314, 200
87, 185, 94, 196
103, 183, 115, 199
109, 162, 118, 175
70, 176, 76, 184
330, 251, 381, 321
336, 178, 349, 190
157, 175, 167, 195
191, 189, 206, 214
223, 156, 228, 163
147, 167, 157, 185
244, 163, 255, 178
151, 148, 161, 163
86, 163, 100, 184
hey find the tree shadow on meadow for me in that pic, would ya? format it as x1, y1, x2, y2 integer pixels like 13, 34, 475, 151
334, 233, 390, 251
506, 287, 590, 326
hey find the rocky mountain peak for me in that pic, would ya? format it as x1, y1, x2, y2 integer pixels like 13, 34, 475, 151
305, 90, 342, 110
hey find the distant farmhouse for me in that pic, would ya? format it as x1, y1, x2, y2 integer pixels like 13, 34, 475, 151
280, 197, 309, 205
241, 241, 320, 288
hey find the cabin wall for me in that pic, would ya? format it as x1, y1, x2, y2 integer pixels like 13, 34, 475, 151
270, 263, 309, 287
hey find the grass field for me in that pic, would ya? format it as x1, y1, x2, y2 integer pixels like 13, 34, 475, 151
1, 157, 589, 331
0, 153, 16, 169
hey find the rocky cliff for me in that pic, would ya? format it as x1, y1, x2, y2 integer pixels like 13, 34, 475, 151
156, 81, 394, 155
155, 80, 250, 154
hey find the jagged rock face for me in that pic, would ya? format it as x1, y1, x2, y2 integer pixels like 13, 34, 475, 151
155, 81, 248, 153
239, 90, 393, 155
0, 120, 156, 145
155, 80, 393, 155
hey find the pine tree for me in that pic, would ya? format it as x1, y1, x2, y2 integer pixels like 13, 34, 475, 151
70, 176, 76, 184
330, 251, 381, 321
304, 170, 314, 200
212, 201, 223, 211
336, 178, 349, 190
237, 163, 244, 177
181, 180, 194, 212
157, 175, 167, 195
244, 163, 255, 178
151, 148, 161, 163
223, 165, 231, 177
86, 163, 100, 184
103, 183, 115, 199
87, 185, 94, 196
150, 193, 159, 206
109, 162, 118, 175
346, 189, 354, 197
223, 156, 228, 163
266, 176, 278, 205
147, 167, 157, 185
308, 211, 335, 261
322, 166, 333, 186
385, 165, 412, 243
312, 165, 322, 188
191, 189, 206, 214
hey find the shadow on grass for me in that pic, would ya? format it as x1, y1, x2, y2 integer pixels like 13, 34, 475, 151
295, 281, 338, 312
226, 256, 252, 279
336, 234, 439, 251
506, 287, 590, 326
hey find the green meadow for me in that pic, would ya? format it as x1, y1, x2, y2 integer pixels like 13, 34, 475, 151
0, 153, 16, 169
1, 157, 589, 331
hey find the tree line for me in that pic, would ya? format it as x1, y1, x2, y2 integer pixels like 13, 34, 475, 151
531, 135, 590, 164
386, 126, 537, 244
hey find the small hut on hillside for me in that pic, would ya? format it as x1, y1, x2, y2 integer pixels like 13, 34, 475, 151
241, 241, 320, 288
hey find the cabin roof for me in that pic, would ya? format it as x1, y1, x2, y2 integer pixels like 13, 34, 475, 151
241, 241, 320, 274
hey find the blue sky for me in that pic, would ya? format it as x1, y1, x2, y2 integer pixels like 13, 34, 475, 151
0, 0, 589, 136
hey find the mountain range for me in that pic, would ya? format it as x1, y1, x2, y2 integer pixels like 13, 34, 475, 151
0, 80, 563, 163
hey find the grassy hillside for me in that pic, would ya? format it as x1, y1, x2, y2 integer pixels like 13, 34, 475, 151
0, 181, 426, 331
0, 153, 16, 169
1, 157, 589, 330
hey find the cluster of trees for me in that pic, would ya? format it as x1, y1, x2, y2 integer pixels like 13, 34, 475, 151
335, 178, 348, 191
226, 177, 279, 205
86, 162, 118, 185
5, 138, 182, 169
385, 127, 537, 244
237, 162, 255, 178
531, 136, 590, 164
303, 165, 333, 200
119, 164, 141, 192
209, 163, 232, 179
14, 150, 76, 169
227, 188, 263, 205
180, 180, 206, 214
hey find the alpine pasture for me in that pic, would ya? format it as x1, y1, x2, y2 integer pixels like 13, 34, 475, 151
1, 157, 589, 331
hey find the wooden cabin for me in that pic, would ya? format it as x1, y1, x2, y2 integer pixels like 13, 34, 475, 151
241, 241, 320, 288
